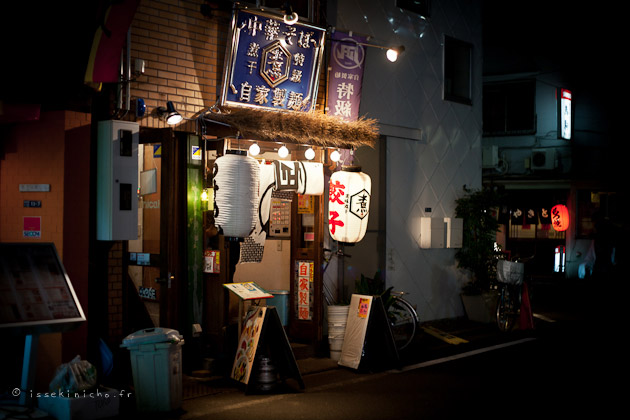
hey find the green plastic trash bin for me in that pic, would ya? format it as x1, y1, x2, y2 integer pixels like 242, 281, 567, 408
121, 328, 184, 412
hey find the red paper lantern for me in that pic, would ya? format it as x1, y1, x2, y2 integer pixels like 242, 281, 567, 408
551, 204, 569, 232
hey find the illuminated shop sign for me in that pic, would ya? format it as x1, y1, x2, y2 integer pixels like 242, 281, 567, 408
559, 88, 572, 140
220, 9, 325, 112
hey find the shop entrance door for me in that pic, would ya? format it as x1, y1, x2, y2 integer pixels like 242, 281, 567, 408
127, 129, 183, 330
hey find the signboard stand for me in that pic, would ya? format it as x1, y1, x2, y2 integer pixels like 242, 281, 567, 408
229, 305, 304, 393
338, 294, 400, 371
0, 243, 86, 408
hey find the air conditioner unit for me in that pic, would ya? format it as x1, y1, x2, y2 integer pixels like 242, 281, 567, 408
482, 146, 499, 168
531, 148, 556, 170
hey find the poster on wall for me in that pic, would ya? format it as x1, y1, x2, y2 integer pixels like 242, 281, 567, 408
295, 260, 313, 320
327, 30, 367, 121
203, 250, 220, 273
220, 9, 326, 113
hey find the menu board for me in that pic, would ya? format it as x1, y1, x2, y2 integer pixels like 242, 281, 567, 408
223, 282, 273, 300
0, 243, 86, 333
231, 306, 266, 384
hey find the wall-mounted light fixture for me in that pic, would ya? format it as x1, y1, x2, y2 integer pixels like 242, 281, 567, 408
385, 45, 405, 62
157, 101, 183, 125
341, 37, 406, 63
330, 149, 341, 162
282, 2, 298, 25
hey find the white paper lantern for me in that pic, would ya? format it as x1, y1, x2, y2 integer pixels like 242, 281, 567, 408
328, 166, 371, 243
213, 151, 260, 238
273, 161, 324, 195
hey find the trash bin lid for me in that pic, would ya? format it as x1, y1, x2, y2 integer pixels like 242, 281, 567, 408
121, 327, 183, 347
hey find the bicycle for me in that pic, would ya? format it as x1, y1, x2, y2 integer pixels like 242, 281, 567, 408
495, 259, 525, 332
382, 289, 419, 351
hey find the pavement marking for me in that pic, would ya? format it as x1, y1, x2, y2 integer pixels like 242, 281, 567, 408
533, 313, 557, 322
421, 326, 469, 345
393, 337, 537, 373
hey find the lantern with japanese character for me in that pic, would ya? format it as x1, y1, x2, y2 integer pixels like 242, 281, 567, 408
213, 151, 260, 238
551, 204, 569, 232
328, 166, 371, 243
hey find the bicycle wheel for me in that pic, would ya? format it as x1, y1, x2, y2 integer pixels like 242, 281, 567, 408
496, 285, 516, 332
388, 296, 418, 351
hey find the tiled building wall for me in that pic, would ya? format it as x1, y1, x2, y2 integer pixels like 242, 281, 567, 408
335, 0, 483, 321
0, 111, 66, 248
0, 109, 92, 387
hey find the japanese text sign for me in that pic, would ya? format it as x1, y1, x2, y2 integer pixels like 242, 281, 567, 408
220, 9, 325, 113
327, 31, 366, 121
296, 260, 313, 320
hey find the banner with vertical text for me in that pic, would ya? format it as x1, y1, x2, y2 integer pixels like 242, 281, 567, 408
328, 31, 367, 121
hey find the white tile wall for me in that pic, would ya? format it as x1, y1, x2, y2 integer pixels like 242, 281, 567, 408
334, 0, 483, 321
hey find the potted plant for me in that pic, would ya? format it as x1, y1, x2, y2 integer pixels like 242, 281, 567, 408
455, 186, 504, 322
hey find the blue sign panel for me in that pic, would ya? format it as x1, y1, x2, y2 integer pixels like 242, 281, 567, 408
220, 9, 326, 112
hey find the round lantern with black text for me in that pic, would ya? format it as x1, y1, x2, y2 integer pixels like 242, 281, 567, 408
213, 151, 260, 238
551, 204, 569, 232
328, 166, 371, 243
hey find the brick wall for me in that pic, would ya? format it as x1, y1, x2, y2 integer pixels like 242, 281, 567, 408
0, 109, 92, 386
107, 241, 125, 340
129, 0, 230, 130
0, 110, 66, 250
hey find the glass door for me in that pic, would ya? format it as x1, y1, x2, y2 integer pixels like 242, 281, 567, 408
127, 142, 163, 326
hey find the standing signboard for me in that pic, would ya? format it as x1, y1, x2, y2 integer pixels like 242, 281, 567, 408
338, 294, 400, 371
220, 9, 326, 113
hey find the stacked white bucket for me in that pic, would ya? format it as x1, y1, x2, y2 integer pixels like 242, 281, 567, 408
327, 305, 350, 361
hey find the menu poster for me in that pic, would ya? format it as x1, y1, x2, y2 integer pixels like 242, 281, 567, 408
223, 282, 273, 300
231, 306, 266, 384
0, 243, 85, 332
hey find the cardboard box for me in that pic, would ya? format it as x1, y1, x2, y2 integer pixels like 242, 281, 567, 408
37, 388, 120, 420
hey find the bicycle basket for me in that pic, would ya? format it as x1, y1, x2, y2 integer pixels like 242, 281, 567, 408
496, 260, 524, 285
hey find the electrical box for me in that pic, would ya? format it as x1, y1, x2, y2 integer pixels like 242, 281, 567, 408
444, 217, 463, 248
420, 217, 445, 249
97, 120, 139, 240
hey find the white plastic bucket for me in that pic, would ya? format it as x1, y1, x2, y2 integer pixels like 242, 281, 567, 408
327, 305, 349, 361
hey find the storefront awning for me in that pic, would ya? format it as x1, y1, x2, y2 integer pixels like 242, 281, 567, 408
202, 107, 379, 149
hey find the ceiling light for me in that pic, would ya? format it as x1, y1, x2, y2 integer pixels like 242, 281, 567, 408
157, 101, 183, 125
278, 145, 289, 158
249, 142, 260, 156
304, 147, 315, 160
330, 149, 341, 162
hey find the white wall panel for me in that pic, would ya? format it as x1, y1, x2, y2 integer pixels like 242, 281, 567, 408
335, 0, 483, 321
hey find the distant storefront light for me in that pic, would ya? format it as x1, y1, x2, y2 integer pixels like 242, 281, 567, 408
559, 88, 572, 140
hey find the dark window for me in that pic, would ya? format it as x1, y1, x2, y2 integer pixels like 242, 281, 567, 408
444, 36, 472, 105
262, 0, 313, 21
396, 0, 430, 18
483, 80, 536, 136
